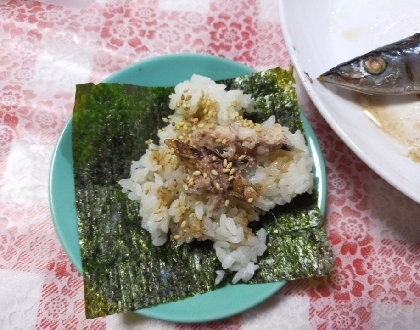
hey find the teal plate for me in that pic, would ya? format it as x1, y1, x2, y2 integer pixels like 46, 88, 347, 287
49, 54, 326, 323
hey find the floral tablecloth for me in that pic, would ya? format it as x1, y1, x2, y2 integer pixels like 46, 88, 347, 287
1, 0, 420, 329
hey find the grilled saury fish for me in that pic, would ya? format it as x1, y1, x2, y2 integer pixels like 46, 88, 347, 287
318, 33, 420, 95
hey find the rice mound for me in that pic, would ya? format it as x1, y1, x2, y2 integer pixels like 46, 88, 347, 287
119, 74, 314, 284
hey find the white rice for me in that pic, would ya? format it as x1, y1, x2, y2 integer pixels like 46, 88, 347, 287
119, 74, 314, 284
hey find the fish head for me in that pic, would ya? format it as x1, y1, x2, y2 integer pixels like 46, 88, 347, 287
318, 50, 408, 94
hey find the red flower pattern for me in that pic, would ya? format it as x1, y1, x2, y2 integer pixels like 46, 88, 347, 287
328, 206, 373, 255
0, 0, 419, 329
313, 303, 371, 330
26, 4, 78, 31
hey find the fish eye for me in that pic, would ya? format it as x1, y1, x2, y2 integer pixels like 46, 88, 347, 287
364, 56, 387, 74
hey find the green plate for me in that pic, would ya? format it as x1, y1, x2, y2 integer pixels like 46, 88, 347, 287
49, 54, 326, 323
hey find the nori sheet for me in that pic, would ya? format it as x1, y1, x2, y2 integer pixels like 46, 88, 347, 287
72, 68, 333, 318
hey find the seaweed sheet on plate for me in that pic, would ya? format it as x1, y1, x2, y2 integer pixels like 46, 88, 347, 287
72, 68, 333, 318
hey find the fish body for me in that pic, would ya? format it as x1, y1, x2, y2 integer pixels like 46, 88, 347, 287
318, 33, 420, 95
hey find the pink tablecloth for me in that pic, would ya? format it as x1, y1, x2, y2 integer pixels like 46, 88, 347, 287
1, 0, 420, 329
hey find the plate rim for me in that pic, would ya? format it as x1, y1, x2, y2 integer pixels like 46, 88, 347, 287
49, 53, 327, 323
278, 0, 420, 204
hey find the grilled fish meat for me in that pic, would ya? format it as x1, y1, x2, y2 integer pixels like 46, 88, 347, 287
318, 33, 420, 95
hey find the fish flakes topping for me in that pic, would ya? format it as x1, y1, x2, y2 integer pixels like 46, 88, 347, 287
119, 74, 314, 284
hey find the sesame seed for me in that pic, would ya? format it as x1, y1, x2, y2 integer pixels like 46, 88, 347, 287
212, 156, 217, 161
185, 94, 192, 101
174, 235, 181, 240
215, 182, 221, 190
145, 139, 152, 145
228, 175, 234, 181
227, 162, 232, 169
216, 139, 222, 143
181, 94, 185, 100
211, 134, 217, 138
183, 124, 188, 130
238, 154, 246, 160
183, 184, 188, 190
223, 159, 227, 167
229, 168, 236, 175
181, 221, 187, 228
155, 208, 162, 214
203, 173, 208, 178
221, 139, 227, 144
179, 135, 184, 140
162, 117, 169, 123
211, 170, 218, 176
224, 200, 230, 207
222, 168, 230, 173
193, 170, 201, 176
247, 198, 253, 203
198, 123, 204, 128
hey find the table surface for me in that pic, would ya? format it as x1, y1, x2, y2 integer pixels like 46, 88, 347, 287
1, 0, 420, 329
